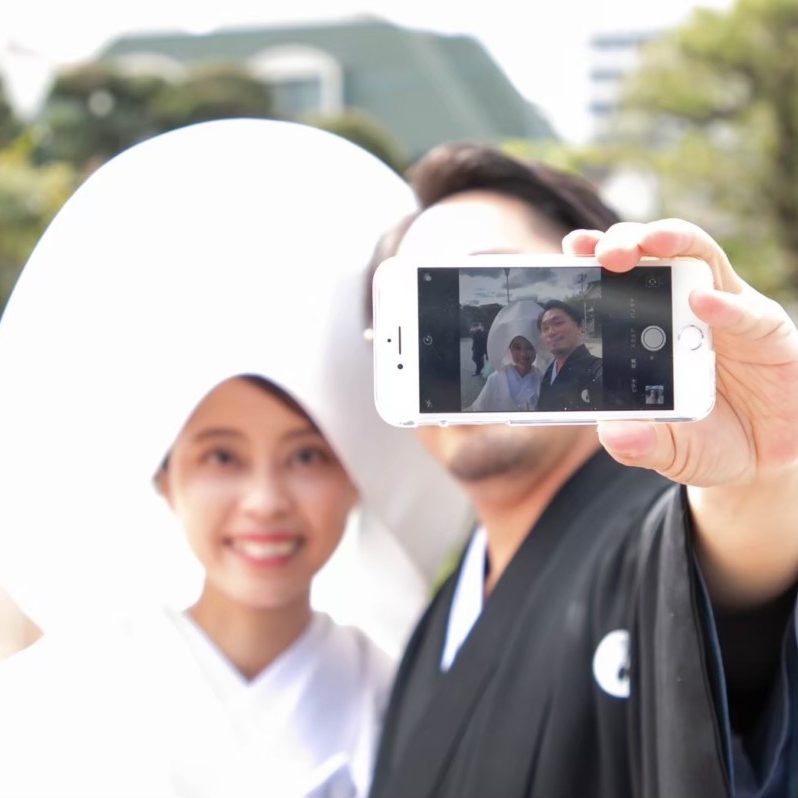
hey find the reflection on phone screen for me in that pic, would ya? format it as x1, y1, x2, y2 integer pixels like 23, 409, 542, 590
418, 266, 673, 413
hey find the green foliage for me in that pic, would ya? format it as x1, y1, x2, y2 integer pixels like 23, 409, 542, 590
34, 63, 168, 166
611, 0, 798, 300
501, 138, 598, 175
0, 76, 21, 147
304, 110, 408, 174
0, 137, 79, 314
151, 64, 273, 130
33, 62, 274, 170
500, 138, 626, 207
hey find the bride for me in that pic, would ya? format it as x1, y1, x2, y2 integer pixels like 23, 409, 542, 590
0, 119, 470, 798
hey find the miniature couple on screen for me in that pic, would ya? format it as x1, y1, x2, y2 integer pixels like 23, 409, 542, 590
468, 298, 602, 413
0, 120, 471, 798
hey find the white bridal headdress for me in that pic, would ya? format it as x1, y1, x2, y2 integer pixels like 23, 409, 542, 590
0, 119, 471, 648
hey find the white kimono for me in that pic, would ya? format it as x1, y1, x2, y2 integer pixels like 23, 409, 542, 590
0, 120, 471, 798
0, 609, 391, 798
469, 366, 543, 412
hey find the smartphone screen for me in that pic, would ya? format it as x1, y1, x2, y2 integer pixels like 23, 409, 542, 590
418, 265, 673, 414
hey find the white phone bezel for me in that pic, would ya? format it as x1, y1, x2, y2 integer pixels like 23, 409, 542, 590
372, 254, 715, 427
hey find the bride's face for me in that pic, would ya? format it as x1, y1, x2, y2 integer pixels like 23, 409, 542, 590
157, 377, 357, 613
509, 336, 535, 372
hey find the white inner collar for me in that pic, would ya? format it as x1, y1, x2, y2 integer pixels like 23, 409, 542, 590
440, 528, 487, 671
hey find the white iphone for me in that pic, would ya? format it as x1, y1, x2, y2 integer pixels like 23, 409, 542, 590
372, 254, 715, 426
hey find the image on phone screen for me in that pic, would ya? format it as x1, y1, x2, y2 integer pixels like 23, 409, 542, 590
417, 266, 673, 414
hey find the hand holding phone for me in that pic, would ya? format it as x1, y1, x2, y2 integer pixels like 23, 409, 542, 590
372, 253, 715, 427
562, 219, 798, 492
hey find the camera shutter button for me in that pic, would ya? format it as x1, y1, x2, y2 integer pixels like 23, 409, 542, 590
641, 325, 667, 351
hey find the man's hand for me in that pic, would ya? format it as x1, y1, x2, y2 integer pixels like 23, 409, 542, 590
564, 219, 798, 488
566, 219, 798, 604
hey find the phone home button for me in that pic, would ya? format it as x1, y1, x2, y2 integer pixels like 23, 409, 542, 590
678, 324, 704, 351
641, 325, 667, 352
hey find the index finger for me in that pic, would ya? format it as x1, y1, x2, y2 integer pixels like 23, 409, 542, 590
569, 219, 746, 294
562, 229, 603, 256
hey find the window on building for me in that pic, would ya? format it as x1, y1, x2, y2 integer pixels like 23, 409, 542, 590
249, 45, 342, 118
268, 76, 323, 117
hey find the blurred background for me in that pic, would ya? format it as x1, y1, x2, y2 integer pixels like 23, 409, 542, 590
2, 0, 798, 653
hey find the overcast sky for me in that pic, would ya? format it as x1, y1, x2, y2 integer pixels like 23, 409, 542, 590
2, 0, 732, 142
460, 266, 601, 306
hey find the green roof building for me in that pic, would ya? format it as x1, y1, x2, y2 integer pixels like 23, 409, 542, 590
102, 18, 555, 161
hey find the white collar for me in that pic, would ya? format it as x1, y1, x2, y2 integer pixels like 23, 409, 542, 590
168, 607, 329, 704
440, 528, 487, 671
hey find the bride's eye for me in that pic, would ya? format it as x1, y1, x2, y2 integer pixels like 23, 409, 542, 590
202, 447, 239, 467
289, 445, 332, 468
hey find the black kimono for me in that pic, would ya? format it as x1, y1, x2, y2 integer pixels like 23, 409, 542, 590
370, 452, 796, 798
538, 344, 602, 411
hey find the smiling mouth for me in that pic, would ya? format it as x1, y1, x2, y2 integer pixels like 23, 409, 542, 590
227, 537, 303, 564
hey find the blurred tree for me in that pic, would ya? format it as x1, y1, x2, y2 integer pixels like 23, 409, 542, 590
0, 136, 78, 314
33, 62, 274, 171
0, 75, 21, 147
0, 61, 277, 313
151, 64, 273, 130
304, 110, 408, 174
614, 0, 798, 299
33, 63, 168, 167
502, 138, 596, 175
501, 138, 624, 208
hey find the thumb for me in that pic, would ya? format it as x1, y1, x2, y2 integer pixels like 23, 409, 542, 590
597, 420, 677, 474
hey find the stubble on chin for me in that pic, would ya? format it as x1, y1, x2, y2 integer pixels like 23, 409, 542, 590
447, 428, 541, 483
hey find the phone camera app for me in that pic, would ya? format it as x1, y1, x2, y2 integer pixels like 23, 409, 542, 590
417, 265, 674, 414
